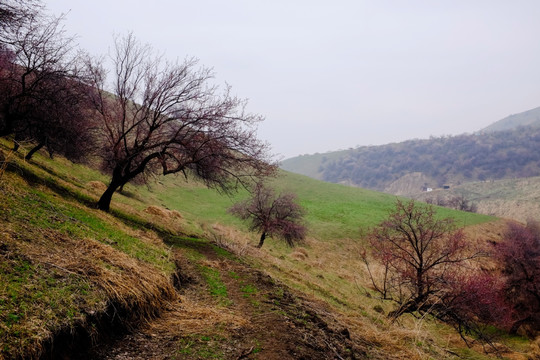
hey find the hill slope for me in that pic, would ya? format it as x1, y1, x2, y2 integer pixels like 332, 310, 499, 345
3, 142, 533, 359
480, 106, 540, 133
282, 126, 540, 195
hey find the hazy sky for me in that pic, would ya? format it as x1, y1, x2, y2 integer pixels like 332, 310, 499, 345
44, 1, 540, 159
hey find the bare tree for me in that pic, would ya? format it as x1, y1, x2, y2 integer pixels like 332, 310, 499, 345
21, 73, 96, 161
364, 199, 475, 318
228, 183, 306, 248
85, 33, 275, 211
0, 14, 79, 140
0, 0, 42, 39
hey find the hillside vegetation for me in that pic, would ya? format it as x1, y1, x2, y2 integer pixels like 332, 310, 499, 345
282, 126, 540, 195
3, 142, 533, 360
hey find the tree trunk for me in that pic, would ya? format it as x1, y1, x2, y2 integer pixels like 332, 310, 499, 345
98, 178, 123, 211
0, 111, 14, 138
0, 123, 13, 138
510, 316, 532, 335
257, 232, 266, 248
25, 142, 45, 160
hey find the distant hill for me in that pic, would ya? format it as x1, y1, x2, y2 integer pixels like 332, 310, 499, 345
480, 106, 540, 132
281, 126, 540, 195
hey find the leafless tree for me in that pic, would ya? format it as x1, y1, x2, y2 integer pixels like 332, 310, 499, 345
0, 14, 79, 140
228, 183, 306, 248
85, 33, 275, 211
364, 199, 476, 318
0, 0, 42, 39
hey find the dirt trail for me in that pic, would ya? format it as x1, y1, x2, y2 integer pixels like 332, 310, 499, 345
89, 242, 364, 360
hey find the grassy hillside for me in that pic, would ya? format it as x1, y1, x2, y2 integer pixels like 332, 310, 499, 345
139, 165, 493, 241
0, 147, 178, 358
2, 141, 535, 359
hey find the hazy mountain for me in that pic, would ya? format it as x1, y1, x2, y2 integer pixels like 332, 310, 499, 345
281, 107, 540, 195
480, 106, 540, 133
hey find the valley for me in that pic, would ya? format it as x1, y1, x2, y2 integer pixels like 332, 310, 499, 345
1, 139, 535, 359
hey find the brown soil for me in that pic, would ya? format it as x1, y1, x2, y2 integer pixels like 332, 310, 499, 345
88, 242, 365, 360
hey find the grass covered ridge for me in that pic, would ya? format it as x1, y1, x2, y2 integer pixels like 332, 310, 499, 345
0, 150, 177, 358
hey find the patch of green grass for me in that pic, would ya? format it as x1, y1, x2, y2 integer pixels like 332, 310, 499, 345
0, 253, 103, 358
210, 244, 235, 260
240, 284, 258, 298
199, 266, 229, 304
252, 338, 262, 354
3, 186, 173, 275
174, 335, 225, 360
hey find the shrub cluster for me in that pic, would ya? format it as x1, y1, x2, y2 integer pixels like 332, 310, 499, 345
363, 200, 540, 349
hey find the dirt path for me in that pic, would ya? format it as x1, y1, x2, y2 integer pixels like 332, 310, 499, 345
89, 240, 364, 360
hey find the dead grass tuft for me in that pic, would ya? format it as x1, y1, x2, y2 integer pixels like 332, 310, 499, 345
207, 223, 252, 257
86, 180, 108, 193
144, 205, 182, 220
528, 337, 540, 360
147, 297, 248, 337
290, 251, 307, 261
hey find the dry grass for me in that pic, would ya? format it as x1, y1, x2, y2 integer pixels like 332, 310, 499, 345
527, 337, 540, 360
206, 223, 252, 257
202, 218, 533, 359
144, 205, 183, 220
146, 297, 248, 337
86, 180, 108, 193
1, 220, 177, 359
14, 229, 175, 314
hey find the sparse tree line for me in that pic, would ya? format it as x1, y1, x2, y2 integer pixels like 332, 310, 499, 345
362, 199, 540, 350
424, 193, 478, 213
0, 0, 276, 211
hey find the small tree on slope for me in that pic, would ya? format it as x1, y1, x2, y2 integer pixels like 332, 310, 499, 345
229, 183, 307, 248
363, 199, 475, 318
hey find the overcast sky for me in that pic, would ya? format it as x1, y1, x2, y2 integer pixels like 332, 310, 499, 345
44, 0, 540, 159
